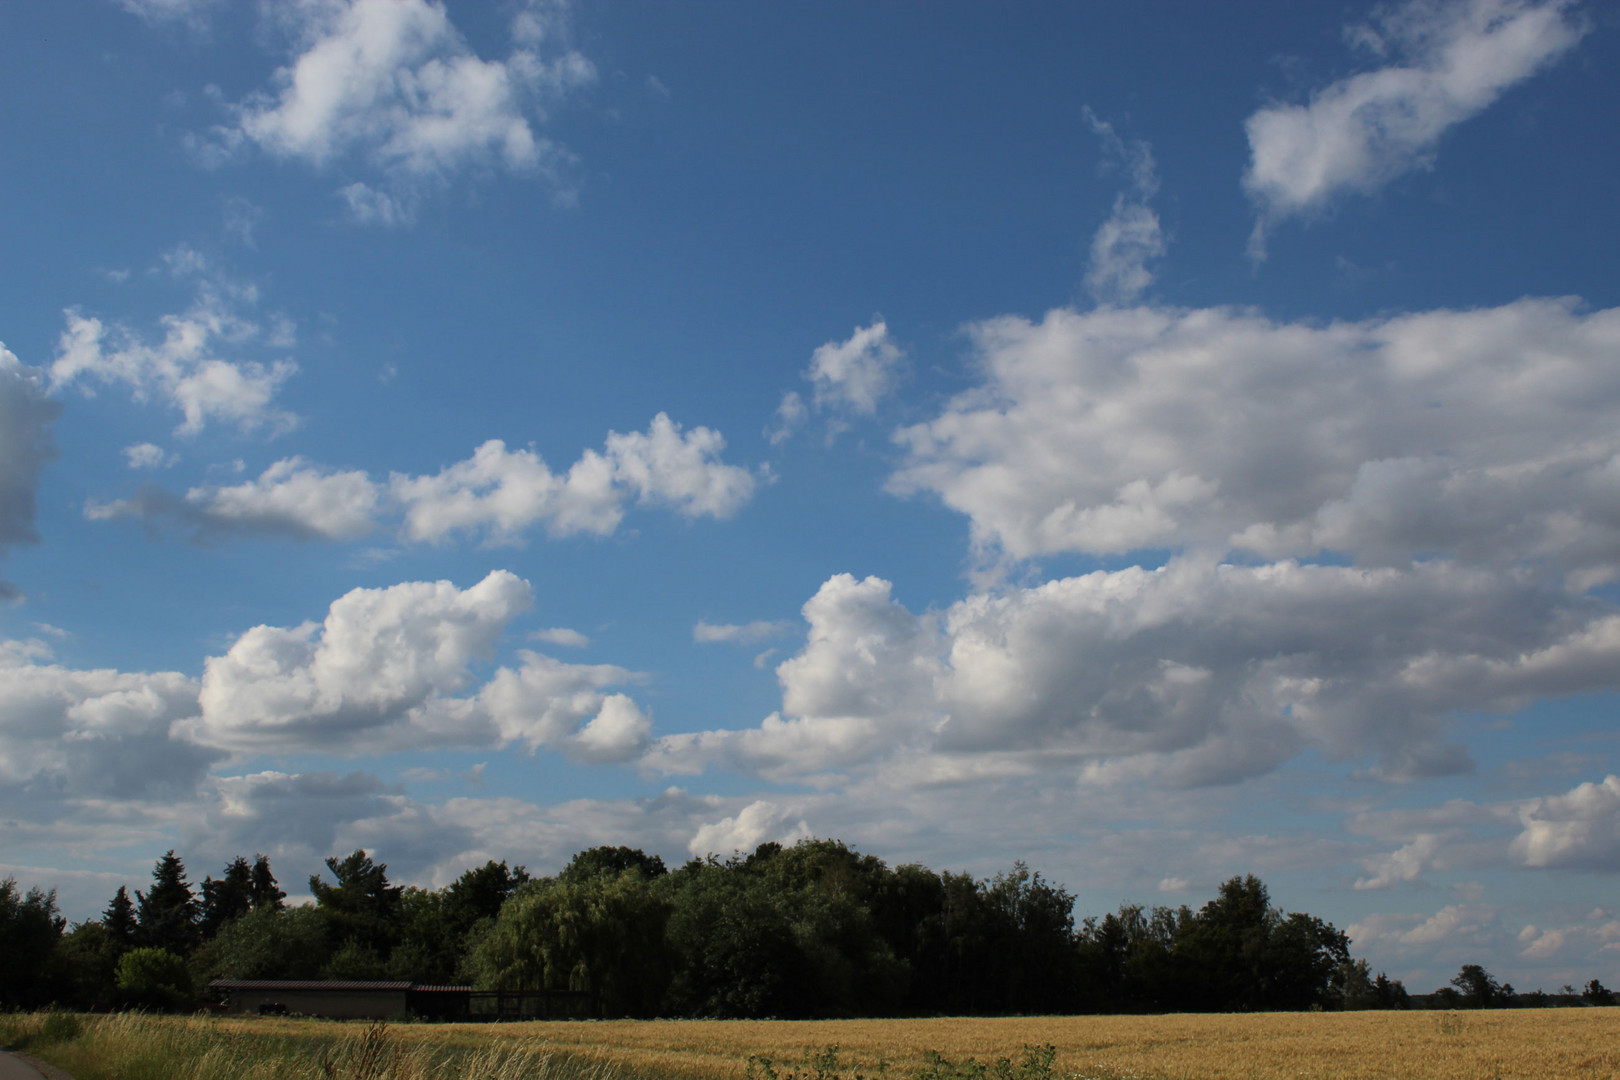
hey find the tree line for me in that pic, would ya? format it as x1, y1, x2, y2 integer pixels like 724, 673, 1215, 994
1, 839, 1613, 1017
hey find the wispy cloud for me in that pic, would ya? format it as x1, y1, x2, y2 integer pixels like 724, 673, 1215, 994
1244, 0, 1585, 255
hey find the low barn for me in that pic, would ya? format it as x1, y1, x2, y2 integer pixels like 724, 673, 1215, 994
209, 980, 471, 1020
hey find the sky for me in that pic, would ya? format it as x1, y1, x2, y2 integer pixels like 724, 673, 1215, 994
2, 0, 1619, 994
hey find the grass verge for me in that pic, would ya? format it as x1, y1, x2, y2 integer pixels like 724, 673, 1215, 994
0, 1012, 624, 1080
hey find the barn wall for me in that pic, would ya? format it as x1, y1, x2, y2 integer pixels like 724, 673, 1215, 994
226, 988, 409, 1019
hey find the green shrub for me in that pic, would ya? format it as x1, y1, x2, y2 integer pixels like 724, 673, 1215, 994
115, 947, 193, 1011
39, 1012, 81, 1044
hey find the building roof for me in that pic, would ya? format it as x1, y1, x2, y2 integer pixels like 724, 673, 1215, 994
209, 980, 470, 993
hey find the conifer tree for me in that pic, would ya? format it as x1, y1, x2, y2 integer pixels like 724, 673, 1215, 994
199, 856, 255, 938
136, 850, 197, 955
102, 884, 138, 947
250, 854, 286, 911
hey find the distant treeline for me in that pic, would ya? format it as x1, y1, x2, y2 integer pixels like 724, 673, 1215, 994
2, 839, 1614, 1017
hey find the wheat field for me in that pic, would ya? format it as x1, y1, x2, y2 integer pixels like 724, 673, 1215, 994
10, 1009, 1620, 1080
374, 1008, 1620, 1080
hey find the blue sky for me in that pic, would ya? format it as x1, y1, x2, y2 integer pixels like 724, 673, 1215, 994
3, 0, 1620, 993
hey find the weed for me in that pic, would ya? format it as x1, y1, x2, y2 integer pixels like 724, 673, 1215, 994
747, 1044, 889, 1080
913, 1045, 1057, 1080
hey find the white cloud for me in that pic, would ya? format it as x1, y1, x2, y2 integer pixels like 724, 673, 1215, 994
604, 412, 758, 520
1243, 0, 1585, 248
648, 557, 1620, 789
0, 639, 215, 801
568, 694, 653, 764
530, 626, 589, 648
0, 344, 62, 596
179, 458, 379, 539
646, 574, 943, 781
1355, 832, 1450, 889
122, 443, 174, 470
212, 0, 595, 218
766, 390, 807, 445
190, 570, 532, 753
890, 299, 1620, 580
51, 257, 298, 436
393, 413, 754, 544
338, 181, 414, 227
391, 438, 618, 543
1350, 902, 1500, 951
808, 320, 905, 417
474, 651, 646, 761
115, 0, 219, 24
93, 413, 756, 546
1082, 109, 1164, 305
1511, 774, 1620, 869
688, 799, 810, 858
692, 620, 789, 645
90, 458, 379, 541
182, 571, 647, 760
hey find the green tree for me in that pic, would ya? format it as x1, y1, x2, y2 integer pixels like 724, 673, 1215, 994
249, 854, 286, 911
0, 877, 65, 1009
136, 850, 198, 955
116, 946, 192, 1011
390, 860, 533, 984
102, 885, 138, 948
1451, 964, 1505, 1008
48, 921, 124, 1009
192, 906, 330, 983
310, 850, 403, 958
198, 856, 255, 939
1372, 972, 1410, 1009
561, 847, 666, 883
1583, 978, 1616, 1006
469, 871, 672, 1016
664, 861, 808, 1017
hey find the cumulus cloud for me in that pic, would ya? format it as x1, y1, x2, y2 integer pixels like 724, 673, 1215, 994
770, 322, 906, 443
1511, 774, 1620, 869
91, 413, 756, 546
90, 458, 379, 542
392, 414, 755, 544
1244, 0, 1585, 250
688, 800, 811, 857
647, 555, 1620, 790
0, 639, 216, 802
207, 0, 595, 219
808, 321, 905, 416
692, 620, 789, 645
1345, 773, 1620, 892
189, 571, 533, 752
1082, 109, 1164, 305
0, 344, 62, 596
50, 254, 298, 436
890, 299, 1620, 581
1350, 902, 1500, 952
182, 570, 648, 761
646, 575, 943, 780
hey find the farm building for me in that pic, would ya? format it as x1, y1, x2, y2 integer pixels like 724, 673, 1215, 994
208, 980, 468, 1020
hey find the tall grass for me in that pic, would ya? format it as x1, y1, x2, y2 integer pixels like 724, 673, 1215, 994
0, 1012, 623, 1080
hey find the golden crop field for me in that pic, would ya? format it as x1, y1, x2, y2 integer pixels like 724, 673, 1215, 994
368, 1008, 1620, 1080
